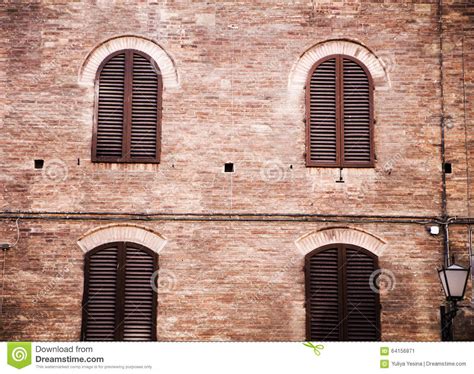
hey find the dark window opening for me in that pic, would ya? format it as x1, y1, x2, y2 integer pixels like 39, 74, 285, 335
34, 159, 44, 169
224, 163, 234, 173
444, 162, 452, 174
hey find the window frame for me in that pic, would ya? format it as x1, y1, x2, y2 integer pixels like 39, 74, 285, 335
305, 54, 375, 168
304, 243, 381, 341
92, 49, 163, 164
81, 241, 159, 341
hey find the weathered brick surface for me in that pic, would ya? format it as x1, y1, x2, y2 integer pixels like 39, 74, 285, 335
1, 1, 446, 215
0, 0, 473, 341
0, 220, 445, 341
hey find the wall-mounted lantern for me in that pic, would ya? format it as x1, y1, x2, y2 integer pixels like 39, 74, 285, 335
438, 260, 470, 341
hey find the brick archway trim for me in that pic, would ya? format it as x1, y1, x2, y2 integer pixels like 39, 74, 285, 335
79, 35, 179, 88
77, 224, 167, 254
295, 227, 386, 257
289, 39, 390, 92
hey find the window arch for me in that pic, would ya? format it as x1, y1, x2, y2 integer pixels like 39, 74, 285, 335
305, 243, 381, 341
92, 50, 162, 163
306, 55, 374, 167
81, 241, 158, 341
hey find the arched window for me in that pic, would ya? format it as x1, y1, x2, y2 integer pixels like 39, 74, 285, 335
306, 55, 374, 167
81, 242, 158, 341
92, 50, 162, 163
305, 244, 381, 341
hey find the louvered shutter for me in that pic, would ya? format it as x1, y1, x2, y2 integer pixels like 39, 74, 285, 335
305, 244, 380, 341
306, 247, 341, 340
130, 53, 159, 159
82, 242, 158, 341
123, 244, 157, 341
306, 55, 373, 167
342, 58, 372, 165
307, 58, 338, 165
82, 246, 119, 341
94, 50, 161, 163
345, 247, 379, 341
96, 53, 125, 159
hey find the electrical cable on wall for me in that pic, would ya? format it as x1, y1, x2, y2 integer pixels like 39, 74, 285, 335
437, 0, 449, 266
0, 249, 7, 322
0, 218, 20, 323
460, 32, 473, 297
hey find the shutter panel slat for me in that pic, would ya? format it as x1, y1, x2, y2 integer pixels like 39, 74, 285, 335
130, 53, 159, 159
345, 248, 378, 341
96, 53, 125, 159
123, 245, 156, 341
343, 58, 372, 164
308, 58, 337, 164
83, 247, 119, 341
306, 247, 340, 341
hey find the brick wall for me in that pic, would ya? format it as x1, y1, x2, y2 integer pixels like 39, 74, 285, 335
0, 219, 444, 341
0, 0, 473, 341
1, 1, 445, 215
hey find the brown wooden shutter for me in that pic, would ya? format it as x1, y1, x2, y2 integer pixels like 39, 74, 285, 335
305, 244, 380, 341
307, 57, 338, 165
95, 53, 126, 159
123, 244, 157, 341
82, 242, 158, 341
82, 245, 119, 341
305, 247, 341, 340
130, 53, 160, 160
342, 57, 372, 165
306, 55, 373, 167
345, 247, 379, 341
93, 50, 161, 163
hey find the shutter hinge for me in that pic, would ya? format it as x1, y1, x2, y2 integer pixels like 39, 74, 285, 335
302, 118, 306, 124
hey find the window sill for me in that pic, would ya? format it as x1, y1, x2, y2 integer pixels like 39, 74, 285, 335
92, 158, 160, 164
